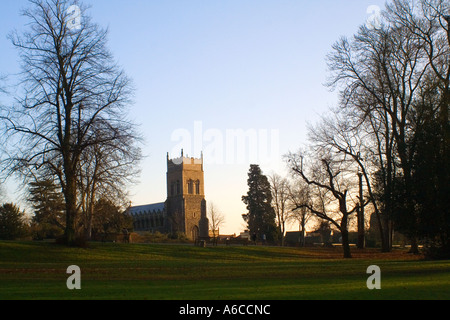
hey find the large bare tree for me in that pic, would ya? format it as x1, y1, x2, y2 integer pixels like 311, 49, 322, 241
286, 150, 363, 258
325, 0, 450, 254
385, 0, 450, 256
326, 4, 433, 253
307, 109, 384, 250
2, 0, 138, 245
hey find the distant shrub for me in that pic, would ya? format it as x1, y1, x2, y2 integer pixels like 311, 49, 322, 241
30, 222, 64, 241
423, 238, 450, 260
132, 231, 190, 244
55, 235, 90, 248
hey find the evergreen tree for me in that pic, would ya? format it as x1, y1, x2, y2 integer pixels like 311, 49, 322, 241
28, 178, 66, 239
0, 203, 28, 240
242, 165, 277, 242
411, 90, 450, 258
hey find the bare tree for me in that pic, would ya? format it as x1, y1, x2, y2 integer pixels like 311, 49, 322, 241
326, 6, 433, 253
308, 109, 384, 250
78, 127, 141, 240
286, 150, 363, 258
2, 0, 138, 245
386, 0, 449, 115
287, 179, 313, 247
385, 0, 450, 255
208, 202, 225, 245
269, 173, 290, 245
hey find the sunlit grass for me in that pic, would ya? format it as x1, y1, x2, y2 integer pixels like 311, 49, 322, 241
0, 241, 449, 300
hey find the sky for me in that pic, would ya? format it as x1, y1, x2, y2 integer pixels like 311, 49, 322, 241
0, 0, 387, 235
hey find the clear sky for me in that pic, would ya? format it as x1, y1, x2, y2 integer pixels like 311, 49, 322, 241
0, 0, 387, 234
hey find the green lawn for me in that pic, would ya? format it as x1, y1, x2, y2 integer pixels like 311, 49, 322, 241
0, 241, 449, 300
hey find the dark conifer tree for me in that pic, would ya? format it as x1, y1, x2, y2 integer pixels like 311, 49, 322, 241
242, 165, 278, 242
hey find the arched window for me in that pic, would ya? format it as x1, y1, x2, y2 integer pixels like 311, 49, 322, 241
177, 180, 181, 194
188, 180, 194, 194
170, 183, 174, 196
195, 180, 200, 195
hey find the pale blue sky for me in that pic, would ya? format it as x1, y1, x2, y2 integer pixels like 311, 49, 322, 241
0, 0, 386, 234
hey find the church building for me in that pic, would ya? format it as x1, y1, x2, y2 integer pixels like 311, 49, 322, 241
128, 151, 209, 241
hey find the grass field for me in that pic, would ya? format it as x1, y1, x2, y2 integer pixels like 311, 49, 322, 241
0, 241, 449, 300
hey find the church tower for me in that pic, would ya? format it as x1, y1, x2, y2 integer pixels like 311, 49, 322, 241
165, 150, 209, 241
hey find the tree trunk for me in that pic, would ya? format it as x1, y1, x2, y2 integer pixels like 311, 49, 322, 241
84, 205, 94, 241
341, 229, 352, 259
85, 183, 97, 241
356, 206, 364, 249
381, 215, 392, 252
357, 173, 365, 249
341, 216, 352, 258
409, 237, 420, 254
64, 162, 78, 246
64, 184, 77, 245
301, 220, 306, 247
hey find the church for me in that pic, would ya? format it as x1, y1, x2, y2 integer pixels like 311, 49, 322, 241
128, 151, 209, 241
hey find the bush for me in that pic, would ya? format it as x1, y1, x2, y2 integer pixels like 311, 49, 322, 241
131, 231, 190, 244
423, 238, 450, 260
30, 222, 64, 241
55, 235, 90, 248
169, 231, 189, 242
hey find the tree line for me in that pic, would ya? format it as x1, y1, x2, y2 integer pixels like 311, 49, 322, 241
1, 0, 449, 257
242, 0, 450, 259
0, 0, 141, 245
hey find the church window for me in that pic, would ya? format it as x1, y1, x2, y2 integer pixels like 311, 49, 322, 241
188, 180, 194, 194
177, 180, 180, 194
171, 183, 174, 196
195, 180, 200, 195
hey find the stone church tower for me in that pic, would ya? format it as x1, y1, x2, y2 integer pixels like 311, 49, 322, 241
165, 150, 209, 241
